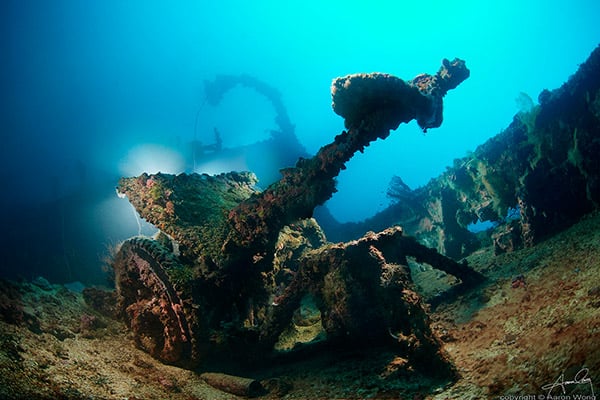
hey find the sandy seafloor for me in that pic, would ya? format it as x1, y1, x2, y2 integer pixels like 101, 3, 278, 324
1, 212, 599, 399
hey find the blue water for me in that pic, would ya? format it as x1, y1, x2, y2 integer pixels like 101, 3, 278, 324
1, 0, 599, 283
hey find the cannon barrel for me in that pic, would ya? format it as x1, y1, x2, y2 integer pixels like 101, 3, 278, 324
227, 58, 470, 253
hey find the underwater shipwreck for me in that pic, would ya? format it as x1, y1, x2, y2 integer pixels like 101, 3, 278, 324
1, 46, 600, 399
112, 56, 473, 375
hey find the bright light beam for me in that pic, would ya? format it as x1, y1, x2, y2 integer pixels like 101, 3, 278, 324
119, 144, 186, 177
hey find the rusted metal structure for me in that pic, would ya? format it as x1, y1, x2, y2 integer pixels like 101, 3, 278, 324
112, 59, 474, 376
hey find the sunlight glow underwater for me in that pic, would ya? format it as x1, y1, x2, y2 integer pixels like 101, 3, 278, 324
119, 144, 186, 177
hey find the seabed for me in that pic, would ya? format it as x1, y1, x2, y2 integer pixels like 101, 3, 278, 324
1, 211, 598, 399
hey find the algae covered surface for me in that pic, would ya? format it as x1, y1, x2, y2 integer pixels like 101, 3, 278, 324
1, 211, 599, 399
430, 212, 600, 399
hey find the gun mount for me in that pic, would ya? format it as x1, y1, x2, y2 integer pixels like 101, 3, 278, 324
113, 59, 476, 377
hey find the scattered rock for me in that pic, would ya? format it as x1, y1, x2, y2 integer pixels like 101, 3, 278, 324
32, 276, 53, 291
261, 377, 293, 397
588, 286, 600, 297
82, 287, 117, 317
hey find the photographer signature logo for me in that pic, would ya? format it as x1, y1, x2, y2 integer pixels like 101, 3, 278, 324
541, 367, 595, 398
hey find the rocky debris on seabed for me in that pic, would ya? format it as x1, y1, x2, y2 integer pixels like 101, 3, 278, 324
0, 279, 256, 400
428, 211, 600, 399
0, 211, 598, 399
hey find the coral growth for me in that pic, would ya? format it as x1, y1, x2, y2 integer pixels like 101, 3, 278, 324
332, 58, 469, 132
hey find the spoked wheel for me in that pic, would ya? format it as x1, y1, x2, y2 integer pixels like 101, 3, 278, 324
113, 237, 200, 367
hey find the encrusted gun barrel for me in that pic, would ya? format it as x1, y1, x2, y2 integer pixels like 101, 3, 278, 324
227, 58, 470, 252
